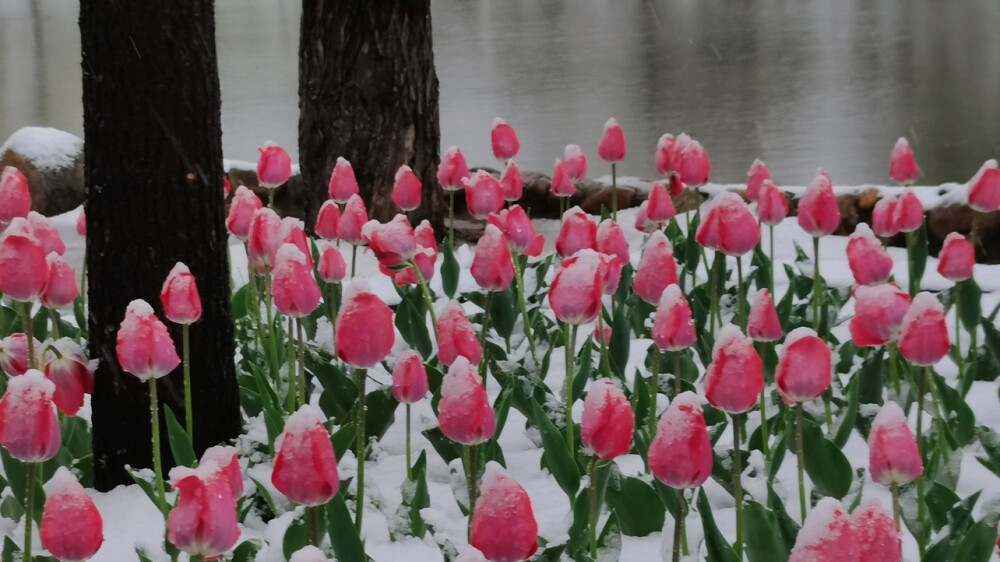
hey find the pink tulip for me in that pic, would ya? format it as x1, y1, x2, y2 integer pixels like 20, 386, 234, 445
648, 392, 713, 489
335, 281, 394, 368
199, 445, 243, 498
647, 180, 677, 222
748, 288, 782, 342
500, 160, 524, 202
775, 327, 832, 403
580, 380, 634, 460
633, 201, 661, 233
491, 118, 520, 161
392, 350, 428, 404
871, 195, 899, 238
361, 215, 417, 270
868, 401, 922, 486
653, 284, 696, 351
0, 166, 31, 230
655, 134, 678, 176
437, 146, 470, 191
594, 325, 612, 345
168, 460, 240, 557
789, 497, 860, 561
598, 252, 623, 296
393, 220, 438, 286
937, 232, 975, 281
277, 217, 313, 268
889, 138, 919, 185
223, 176, 231, 199
596, 219, 629, 267
757, 180, 789, 226
894, 189, 923, 233
488, 205, 544, 257
550, 159, 577, 198
633, 231, 679, 304
290, 546, 333, 562
704, 325, 763, 415
548, 249, 607, 326
0, 217, 48, 302
247, 207, 282, 269
464, 170, 505, 219
437, 300, 483, 366
76, 210, 86, 237
597, 118, 626, 163
226, 186, 263, 241
898, 292, 949, 366
271, 405, 340, 505
0, 334, 41, 377
696, 191, 760, 256
315, 200, 341, 240
470, 463, 539, 562
677, 135, 711, 186
846, 223, 894, 286
797, 169, 841, 237
328, 157, 360, 203
27, 211, 66, 256
745, 159, 771, 202
116, 299, 180, 381
472, 225, 514, 291
850, 284, 911, 347
160, 262, 201, 325
555, 207, 597, 258
41, 252, 79, 310
257, 141, 292, 189
415, 220, 437, 253
967, 159, 1000, 213
392, 165, 422, 211
562, 144, 588, 181
0, 369, 60, 462
318, 244, 347, 284
272, 244, 322, 318
42, 338, 95, 416
438, 357, 495, 445
852, 500, 902, 562
338, 194, 369, 245
40, 467, 104, 562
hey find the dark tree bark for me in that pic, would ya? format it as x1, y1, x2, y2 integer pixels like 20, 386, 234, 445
299, 0, 445, 229
81, 0, 240, 490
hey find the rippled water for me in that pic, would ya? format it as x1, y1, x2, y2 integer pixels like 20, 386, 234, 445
1, 0, 998, 185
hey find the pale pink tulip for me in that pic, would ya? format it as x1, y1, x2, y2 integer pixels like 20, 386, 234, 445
555, 207, 597, 258
696, 191, 760, 256
226, 186, 262, 241
748, 288, 782, 342
318, 244, 347, 284
655, 134, 678, 176
437, 146, 470, 191
652, 284, 696, 351
471, 225, 514, 291
850, 284, 911, 347
898, 292, 949, 366
0, 217, 48, 302
0, 369, 60, 462
775, 327, 832, 403
852, 500, 902, 562
847, 223, 894, 286
797, 169, 841, 237
0, 166, 31, 230
500, 160, 524, 201
871, 196, 899, 238
647, 180, 676, 222
757, 180, 789, 226
894, 189, 923, 233
488, 205, 544, 257
745, 159, 771, 201
464, 170, 505, 219
937, 232, 974, 281
789, 498, 860, 561
550, 159, 576, 198
338, 194, 369, 245
328, 157, 359, 203
116, 299, 180, 381
889, 138, 919, 185
437, 300, 483, 366
27, 211, 65, 256
247, 207, 282, 269
562, 144, 588, 181
272, 244, 322, 318
168, 460, 240, 557
160, 262, 201, 325
968, 159, 1000, 213
548, 249, 606, 326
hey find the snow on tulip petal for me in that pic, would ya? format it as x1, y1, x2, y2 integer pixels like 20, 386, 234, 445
328, 157, 360, 203
362, 215, 417, 269
199, 444, 243, 499
850, 284, 911, 347
701, 191, 760, 256
748, 288, 782, 342
789, 497, 860, 561
868, 401, 923, 486
898, 292, 950, 366
392, 350, 428, 404
871, 195, 899, 238
470, 462, 539, 562
0, 217, 48, 302
40, 467, 104, 562
597, 117, 626, 163
168, 460, 240, 557
757, 179, 789, 226
655, 133, 678, 176
472, 224, 514, 291
290, 546, 333, 562
42, 338, 95, 416
555, 207, 597, 258
797, 168, 841, 237
315, 199, 341, 240
889, 137, 919, 185
271, 405, 340, 506
392, 165, 422, 211
852, 500, 902, 562
256, 141, 292, 189
247, 207, 282, 269
339, 194, 369, 245
437, 300, 483, 366
438, 357, 495, 446
580, 380, 634, 461
500, 160, 524, 201
633, 231, 678, 305
550, 159, 577, 198
938, 232, 975, 281
0, 369, 61, 462
652, 284, 696, 351
116, 299, 180, 381
276, 217, 312, 268
677, 134, 711, 186
488, 205, 544, 257
745, 159, 771, 201
893, 188, 923, 233
548, 249, 605, 326
491, 118, 520, 161
27, 211, 66, 256
0, 166, 31, 230
463, 170, 505, 219
648, 392, 713, 489
41, 252, 79, 310
0, 333, 42, 377
160, 262, 202, 325
647, 180, 676, 223
633, 201, 661, 233
335, 280, 394, 368
226, 186, 262, 241
318, 244, 347, 284
704, 325, 763, 415
775, 327, 832, 403
846, 223, 894, 286
967, 159, 1000, 213
272, 244, 322, 318
437, 146, 470, 191
596, 219, 630, 266
562, 144, 588, 181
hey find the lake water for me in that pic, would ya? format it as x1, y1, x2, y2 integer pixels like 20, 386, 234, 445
1, 0, 998, 186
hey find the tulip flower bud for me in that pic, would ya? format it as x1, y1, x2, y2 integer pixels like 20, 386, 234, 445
652, 284, 696, 351
500, 160, 524, 202
226, 186, 262, 241
898, 292, 950, 366
797, 169, 841, 237
555, 207, 596, 258
257, 141, 292, 189
160, 262, 202, 325
704, 325, 763, 415
789, 497, 859, 561
889, 137, 919, 185
846, 223, 894, 286
648, 392, 712, 489
438, 357, 495, 445
0, 217, 48, 302
0, 166, 31, 230
745, 159, 771, 202
472, 225, 515, 292
41, 252, 79, 310
437, 301, 483, 366
437, 146, 470, 191
464, 170, 505, 220
548, 249, 606, 326
491, 118, 520, 161
757, 180, 789, 227
633, 231, 678, 304
271, 405, 340, 506
470, 462, 539, 562
272, 244, 322, 318
868, 401, 923, 486
967, 159, 1000, 213
392, 165, 422, 211
43, 337, 96, 416
647, 180, 676, 223
580, 380, 634, 461
41, 467, 104, 561
775, 327, 832, 403
597, 117, 626, 163
748, 288, 783, 342
116, 299, 180, 381
0, 369, 60, 462
852, 500, 902, 562
392, 350, 429, 404
562, 144, 588, 182
335, 280, 394, 368
937, 232, 974, 282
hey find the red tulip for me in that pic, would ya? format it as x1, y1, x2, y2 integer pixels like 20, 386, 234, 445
318, 244, 347, 284
555, 207, 597, 258
634, 231, 679, 304
500, 160, 524, 202
328, 157, 359, 203
789, 498, 860, 561
653, 284, 696, 351
362, 215, 417, 270
315, 200, 341, 240
677, 135, 711, 186
562, 144, 588, 181
0, 333, 41, 377
967, 159, 1000, 213
40, 467, 104, 561
696, 191, 760, 256
775, 327, 832, 403
116, 299, 180, 381
437, 146, 470, 191
648, 392, 713, 489
392, 165, 422, 211
746, 159, 771, 201
338, 194, 369, 246
437, 300, 483, 366
488, 205, 544, 257
27, 212, 65, 256
748, 288, 782, 342
472, 225, 514, 291
597, 118, 626, 163
0, 217, 48, 302
335, 281, 394, 368
76, 210, 86, 237
160, 262, 201, 325
598, 252, 623, 296
898, 292, 949, 366
655, 134, 678, 176
415, 220, 437, 253
470, 463, 539, 562
849, 284, 911, 347
464, 170, 505, 219
597, 219, 629, 267
272, 244, 322, 318
937, 232, 974, 281
868, 401, 922, 486
271, 405, 340, 506
257, 141, 292, 189
247, 207, 282, 269
852, 500, 902, 562
199, 445, 243, 498
438, 357, 495, 445
42, 338, 95, 416
704, 325, 763, 415
168, 460, 240, 557
846, 223, 894, 286
226, 186, 262, 241
550, 159, 577, 198
0, 369, 60, 462
757, 179, 789, 226
871, 195, 899, 238
392, 350, 428, 404
41, 252, 79, 310
797, 169, 841, 237
548, 249, 606, 326
0, 166, 31, 230
893, 189, 923, 233
633, 201, 661, 233
491, 118, 520, 161
647, 180, 677, 222
580, 380, 634, 460
393, 220, 438, 286
889, 138, 919, 185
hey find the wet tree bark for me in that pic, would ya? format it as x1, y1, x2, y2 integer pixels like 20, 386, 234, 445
299, 0, 445, 230
81, 0, 240, 490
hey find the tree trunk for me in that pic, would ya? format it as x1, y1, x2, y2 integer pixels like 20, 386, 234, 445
81, 0, 240, 490
299, 0, 445, 230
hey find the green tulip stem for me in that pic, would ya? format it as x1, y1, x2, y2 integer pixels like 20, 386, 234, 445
769, 224, 775, 293
736, 256, 746, 331
564, 323, 579, 454
409, 258, 439, 341
48, 307, 60, 339
479, 291, 494, 384
649, 349, 660, 436
464, 444, 479, 540
21, 302, 36, 370
589, 457, 600, 559
513, 257, 537, 359
448, 191, 455, 248
182, 323, 193, 438
296, 318, 307, 409
732, 413, 744, 559
796, 403, 807, 523
891, 483, 901, 528
611, 163, 618, 221
355, 367, 367, 532
148, 379, 169, 521
286, 316, 297, 413
405, 403, 412, 481
672, 487, 686, 562
812, 236, 822, 334
24, 462, 37, 562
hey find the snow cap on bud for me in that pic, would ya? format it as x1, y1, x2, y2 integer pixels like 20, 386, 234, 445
438, 357, 495, 446
648, 392, 713, 489
116, 299, 180, 381
328, 157, 359, 203
898, 292, 950, 366
562, 144, 588, 181
257, 141, 292, 188
290, 546, 333, 562
40, 467, 104, 562
437, 146, 470, 191
597, 117, 626, 163
580, 380, 634, 461
852, 500, 902, 562
775, 327, 832, 403
967, 159, 1000, 213
889, 137, 919, 185
868, 401, 923, 486
470, 462, 539, 562
850, 284, 911, 347
0, 369, 61, 462
271, 405, 339, 506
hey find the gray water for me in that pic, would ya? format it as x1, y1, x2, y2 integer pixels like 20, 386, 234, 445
1, 0, 998, 186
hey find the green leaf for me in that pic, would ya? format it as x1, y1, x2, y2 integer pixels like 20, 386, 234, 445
598, 510, 623, 559
958, 279, 982, 332
127, 466, 164, 514
609, 302, 630, 378
697, 488, 741, 562
421, 426, 461, 465
953, 519, 999, 562
405, 451, 430, 538
908, 225, 928, 295
396, 288, 432, 360
231, 283, 250, 320
489, 285, 518, 339
281, 515, 309, 560
231, 540, 262, 562
745, 500, 789, 562
801, 418, 852, 499
975, 425, 1000, 479
605, 476, 666, 536
441, 238, 459, 299
833, 375, 859, 448
919, 491, 980, 562
163, 407, 196, 468
766, 483, 801, 552
934, 373, 975, 447
926, 482, 961, 531
530, 400, 580, 500
328, 494, 366, 561
982, 320, 1000, 372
